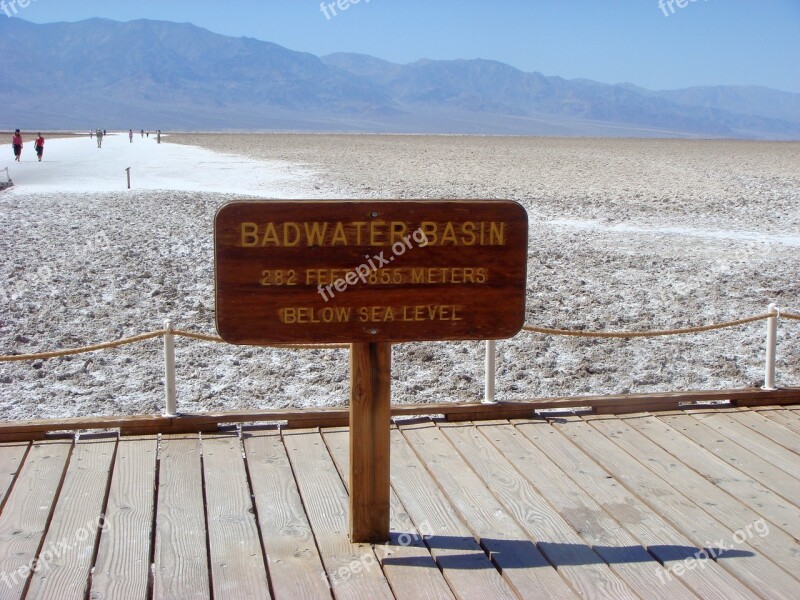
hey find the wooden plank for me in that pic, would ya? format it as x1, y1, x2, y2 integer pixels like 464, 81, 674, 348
586, 415, 800, 576
453, 422, 696, 599
91, 436, 158, 600
388, 424, 520, 600
620, 413, 800, 542
202, 433, 272, 599
283, 428, 394, 600
1, 389, 796, 440
153, 434, 211, 600
323, 427, 457, 600
0, 442, 28, 512
725, 408, 800, 454
422, 421, 635, 599
689, 410, 800, 479
243, 429, 332, 600
509, 418, 756, 600
549, 416, 800, 599
0, 439, 72, 599
349, 342, 391, 543
26, 434, 116, 600
658, 412, 800, 507
757, 408, 800, 435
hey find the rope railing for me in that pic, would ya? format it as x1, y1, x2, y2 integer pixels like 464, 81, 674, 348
521, 312, 777, 339
0, 307, 796, 415
1, 310, 796, 363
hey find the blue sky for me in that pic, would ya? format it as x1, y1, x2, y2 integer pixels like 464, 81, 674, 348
12, 0, 800, 92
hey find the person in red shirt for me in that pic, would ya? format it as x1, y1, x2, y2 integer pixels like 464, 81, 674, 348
12, 129, 22, 162
34, 133, 45, 161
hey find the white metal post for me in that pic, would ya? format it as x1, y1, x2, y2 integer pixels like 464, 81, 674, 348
484, 340, 497, 404
164, 320, 178, 416
763, 303, 778, 391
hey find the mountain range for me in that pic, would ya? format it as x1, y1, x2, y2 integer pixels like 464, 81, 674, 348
1, 17, 798, 139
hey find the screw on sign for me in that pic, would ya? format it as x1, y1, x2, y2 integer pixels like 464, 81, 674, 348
214, 199, 529, 542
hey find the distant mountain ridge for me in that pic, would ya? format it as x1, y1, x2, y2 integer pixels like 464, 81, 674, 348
1, 18, 798, 139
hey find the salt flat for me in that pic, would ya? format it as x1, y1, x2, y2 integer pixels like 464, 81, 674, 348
0, 133, 798, 420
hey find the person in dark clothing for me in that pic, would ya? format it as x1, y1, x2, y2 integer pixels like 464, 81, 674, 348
34, 133, 44, 161
12, 129, 22, 161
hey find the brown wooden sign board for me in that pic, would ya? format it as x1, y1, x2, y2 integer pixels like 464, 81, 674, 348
214, 200, 528, 345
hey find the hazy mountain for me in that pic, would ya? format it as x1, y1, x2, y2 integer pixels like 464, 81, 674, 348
1, 18, 798, 139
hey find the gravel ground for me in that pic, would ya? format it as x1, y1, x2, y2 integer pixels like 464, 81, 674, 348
1, 134, 798, 420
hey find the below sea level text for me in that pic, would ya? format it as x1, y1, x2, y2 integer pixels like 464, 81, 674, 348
279, 305, 463, 324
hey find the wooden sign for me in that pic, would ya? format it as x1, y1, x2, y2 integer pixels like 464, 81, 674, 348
214, 200, 528, 344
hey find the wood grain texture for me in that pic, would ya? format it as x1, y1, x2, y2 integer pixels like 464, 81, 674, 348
214, 200, 528, 344
1, 389, 796, 441
349, 342, 391, 543
587, 416, 800, 578
243, 429, 332, 600
283, 428, 394, 600
446, 422, 694, 600
90, 436, 158, 600
153, 434, 210, 600
622, 413, 800, 541
0, 442, 28, 512
202, 433, 272, 599
0, 439, 72, 600
390, 424, 520, 600
551, 416, 800, 600
756, 407, 800, 435
510, 418, 756, 600
657, 412, 800, 507
722, 408, 800, 455
689, 410, 800, 478
434, 421, 633, 600
26, 434, 116, 600
323, 427, 457, 600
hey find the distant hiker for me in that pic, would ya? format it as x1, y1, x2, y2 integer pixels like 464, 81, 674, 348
140, 129, 144, 138
90, 129, 94, 139
157, 130, 161, 144
129, 129, 134, 143
34, 133, 44, 161
96, 129, 104, 148
146, 130, 149, 138
103, 129, 107, 136
12, 129, 22, 161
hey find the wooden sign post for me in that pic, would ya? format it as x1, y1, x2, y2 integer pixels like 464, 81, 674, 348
215, 200, 528, 542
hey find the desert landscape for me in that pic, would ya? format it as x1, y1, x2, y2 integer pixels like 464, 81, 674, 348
1, 134, 798, 420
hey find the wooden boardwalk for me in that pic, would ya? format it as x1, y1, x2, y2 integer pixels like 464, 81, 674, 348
1, 405, 799, 599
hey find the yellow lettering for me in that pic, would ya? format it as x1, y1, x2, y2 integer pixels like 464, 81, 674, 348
303, 222, 328, 246
331, 222, 348, 246
440, 222, 458, 245
461, 222, 477, 246
261, 223, 280, 246
370, 221, 387, 246
420, 222, 438, 245
353, 222, 368, 245
241, 223, 259, 247
390, 222, 408, 245
490, 222, 505, 245
283, 222, 301, 247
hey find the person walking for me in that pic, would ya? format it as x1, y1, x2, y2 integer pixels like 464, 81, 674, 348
96, 129, 104, 148
129, 129, 134, 143
12, 129, 22, 161
34, 133, 44, 161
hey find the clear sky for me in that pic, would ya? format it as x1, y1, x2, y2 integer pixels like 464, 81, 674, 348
12, 0, 800, 93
